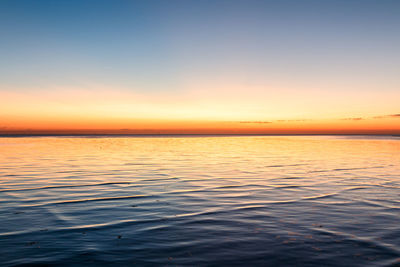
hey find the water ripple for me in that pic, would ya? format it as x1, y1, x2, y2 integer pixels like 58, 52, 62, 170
0, 136, 399, 266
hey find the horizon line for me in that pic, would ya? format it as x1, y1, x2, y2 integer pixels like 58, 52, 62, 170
1, 133, 400, 138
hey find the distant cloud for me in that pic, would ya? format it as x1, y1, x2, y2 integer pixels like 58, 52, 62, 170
231, 114, 400, 125
373, 114, 400, 119
341, 117, 363, 121
274, 119, 311, 122
239, 121, 272, 124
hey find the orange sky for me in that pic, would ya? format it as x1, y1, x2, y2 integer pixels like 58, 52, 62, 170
1, 89, 399, 135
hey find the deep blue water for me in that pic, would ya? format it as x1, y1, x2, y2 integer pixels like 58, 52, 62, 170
0, 136, 399, 266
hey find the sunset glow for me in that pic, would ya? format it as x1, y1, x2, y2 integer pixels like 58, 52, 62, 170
1, 0, 399, 134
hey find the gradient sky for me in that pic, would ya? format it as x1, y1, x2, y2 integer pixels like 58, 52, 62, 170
1, 0, 399, 134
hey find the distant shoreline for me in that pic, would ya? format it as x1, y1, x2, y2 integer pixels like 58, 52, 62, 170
1, 134, 399, 138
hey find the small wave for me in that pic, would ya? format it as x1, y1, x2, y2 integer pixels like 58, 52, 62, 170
309, 166, 385, 173
0, 182, 132, 192
311, 227, 400, 256
22, 194, 151, 208
265, 164, 308, 168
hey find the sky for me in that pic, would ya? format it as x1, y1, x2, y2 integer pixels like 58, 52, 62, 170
1, 0, 399, 134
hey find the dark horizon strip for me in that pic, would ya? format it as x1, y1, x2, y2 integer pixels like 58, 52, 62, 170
1, 134, 400, 138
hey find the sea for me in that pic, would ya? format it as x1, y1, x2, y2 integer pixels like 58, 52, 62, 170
0, 135, 399, 266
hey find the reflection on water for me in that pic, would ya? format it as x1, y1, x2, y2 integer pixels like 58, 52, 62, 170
0, 136, 399, 266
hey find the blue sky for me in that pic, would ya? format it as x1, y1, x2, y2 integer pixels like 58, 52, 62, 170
1, 0, 399, 92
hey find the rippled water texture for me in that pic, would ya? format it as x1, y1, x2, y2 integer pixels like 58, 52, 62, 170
0, 136, 399, 266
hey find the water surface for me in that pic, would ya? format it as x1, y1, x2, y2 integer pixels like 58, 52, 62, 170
0, 136, 399, 266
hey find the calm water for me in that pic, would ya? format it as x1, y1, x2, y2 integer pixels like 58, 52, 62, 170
0, 136, 399, 266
